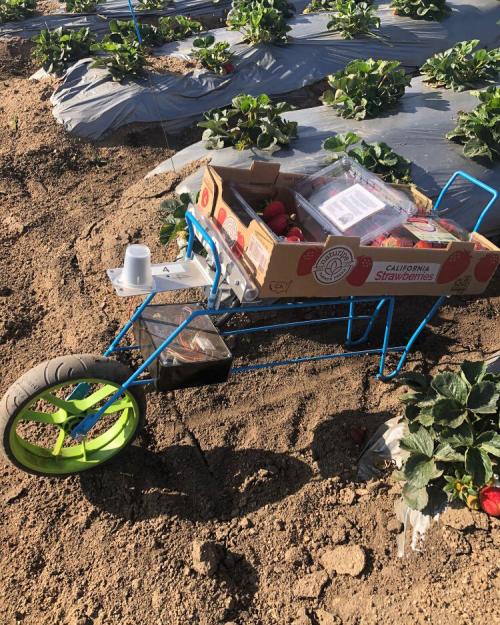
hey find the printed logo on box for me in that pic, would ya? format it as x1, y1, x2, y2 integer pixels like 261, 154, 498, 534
312, 246, 355, 284
222, 216, 239, 242
367, 262, 440, 283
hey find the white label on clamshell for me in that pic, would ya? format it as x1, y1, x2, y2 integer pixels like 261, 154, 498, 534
319, 184, 385, 232
367, 262, 440, 283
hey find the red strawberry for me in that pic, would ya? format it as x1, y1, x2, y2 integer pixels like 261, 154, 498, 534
346, 256, 373, 286
267, 214, 288, 236
215, 206, 227, 228
414, 240, 433, 249
287, 226, 304, 241
370, 234, 387, 247
297, 247, 322, 276
223, 62, 235, 74
263, 200, 286, 222
381, 235, 413, 248
437, 218, 468, 241
474, 253, 499, 283
200, 187, 210, 209
479, 485, 500, 517
436, 250, 471, 284
286, 235, 301, 242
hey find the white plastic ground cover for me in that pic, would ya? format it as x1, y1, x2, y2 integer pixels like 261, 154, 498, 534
163, 77, 500, 237
0, 0, 238, 39
49, 0, 500, 140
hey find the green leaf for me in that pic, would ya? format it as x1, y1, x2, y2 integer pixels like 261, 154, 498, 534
434, 443, 465, 463
460, 361, 487, 386
402, 483, 429, 511
467, 381, 499, 414
476, 431, 500, 457
431, 372, 468, 405
400, 428, 434, 458
403, 455, 442, 488
397, 371, 429, 392
440, 422, 474, 448
431, 398, 468, 428
465, 447, 493, 485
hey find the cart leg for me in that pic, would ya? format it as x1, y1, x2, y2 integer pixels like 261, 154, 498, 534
346, 296, 390, 346
377, 295, 447, 381
104, 291, 157, 356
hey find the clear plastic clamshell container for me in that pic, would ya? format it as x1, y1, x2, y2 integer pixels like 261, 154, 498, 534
294, 157, 417, 244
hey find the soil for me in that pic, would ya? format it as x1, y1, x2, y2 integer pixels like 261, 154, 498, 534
148, 53, 200, 75
0, 48, 500, 625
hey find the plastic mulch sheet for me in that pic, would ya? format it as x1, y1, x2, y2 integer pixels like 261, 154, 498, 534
150, 77, 500, 237
49, 0, 500, 140
0, 0, 235, 39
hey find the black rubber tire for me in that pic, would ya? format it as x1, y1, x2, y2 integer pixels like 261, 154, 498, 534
0, 354, 146, 476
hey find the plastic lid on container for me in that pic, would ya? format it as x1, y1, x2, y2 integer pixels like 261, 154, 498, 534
294, 157, 417, 244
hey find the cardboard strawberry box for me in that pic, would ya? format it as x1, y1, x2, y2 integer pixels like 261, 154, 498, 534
197, 161, 499, 298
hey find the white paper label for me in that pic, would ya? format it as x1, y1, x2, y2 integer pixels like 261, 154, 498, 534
318, 183, 385, 232
246, 235, 270, 274
367, 262, 440, 283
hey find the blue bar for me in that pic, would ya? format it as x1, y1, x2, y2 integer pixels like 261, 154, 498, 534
126, 0, 143, 44
232, 346, 406, 374
104, 291, 156, 357
220, 314, 372, 337
432, 170, 498, 233
128, 379, 154, 386
185, 212, 222, 308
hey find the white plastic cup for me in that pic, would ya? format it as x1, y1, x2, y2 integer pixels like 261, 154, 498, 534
121, 244, 153, 289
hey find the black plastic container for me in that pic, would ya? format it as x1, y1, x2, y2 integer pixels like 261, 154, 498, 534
133, 303, 233, 391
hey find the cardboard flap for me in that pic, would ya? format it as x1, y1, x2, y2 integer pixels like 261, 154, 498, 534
250, 161, 281, 184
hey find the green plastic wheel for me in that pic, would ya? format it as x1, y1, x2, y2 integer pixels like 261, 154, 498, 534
0, 354, 146, 475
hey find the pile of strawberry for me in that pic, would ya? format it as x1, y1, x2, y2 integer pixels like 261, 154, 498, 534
370, 217, 472, 249
262, 200, 305, 242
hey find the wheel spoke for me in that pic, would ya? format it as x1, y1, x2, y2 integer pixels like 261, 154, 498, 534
42, 393, 80, 415
103, 399, 134, 414
73, 384, 120, 410
52, 429, 66, 456
21, 409, 67, 425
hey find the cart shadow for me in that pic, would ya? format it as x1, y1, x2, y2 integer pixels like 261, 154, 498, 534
79, 444, 312, 523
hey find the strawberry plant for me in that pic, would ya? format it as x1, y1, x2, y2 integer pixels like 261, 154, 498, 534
446, 87, 500, 161
326, 0, 380, 40
227, 0, 291, 44
198, 93, 298, 150
321, 59, 410, 120
63, 0, 101, 12
32, 26, 94, 75
323, 132, 413, 183
303, 0, 371, 13
157, 15, 203, 42
159, 193, 192, 245
421, 40, 500, 92
90, 39, 145, 81
191, 35, 233, 75
137, 0, 171, 9
232, 0, 295, 18
105, 19, 163, 47
0, 0, 36, 23
390, 0, 450, 21
395, 361, 500, 511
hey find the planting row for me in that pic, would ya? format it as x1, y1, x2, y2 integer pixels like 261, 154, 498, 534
49, 0, 500, 138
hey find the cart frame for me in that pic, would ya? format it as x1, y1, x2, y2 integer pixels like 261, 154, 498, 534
70, 171, 498, 441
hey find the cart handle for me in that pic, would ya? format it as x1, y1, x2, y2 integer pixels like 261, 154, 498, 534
185, 211, 222, 308
432, 170, 498, 233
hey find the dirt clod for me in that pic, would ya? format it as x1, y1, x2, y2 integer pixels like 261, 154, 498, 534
320, 545, 366, 577
192, 539, 224, 576
292, 571, 329, 599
